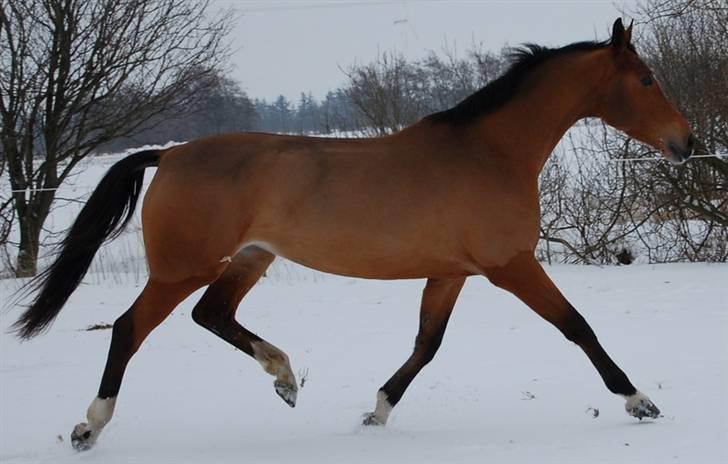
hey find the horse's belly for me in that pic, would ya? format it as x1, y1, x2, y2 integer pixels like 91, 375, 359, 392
240, 237, 474, 280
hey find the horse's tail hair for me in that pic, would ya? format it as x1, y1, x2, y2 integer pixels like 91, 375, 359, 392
13, 150, 161, 340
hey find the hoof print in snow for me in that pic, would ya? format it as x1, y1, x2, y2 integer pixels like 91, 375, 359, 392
274, 380, 297, 408
70, 423, 95, 451
361, 413, 384, 426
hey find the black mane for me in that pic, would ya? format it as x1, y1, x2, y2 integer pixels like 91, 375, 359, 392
426, 40, 611, 125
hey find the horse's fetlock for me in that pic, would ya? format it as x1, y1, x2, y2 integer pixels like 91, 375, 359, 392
252, 341, 292, 378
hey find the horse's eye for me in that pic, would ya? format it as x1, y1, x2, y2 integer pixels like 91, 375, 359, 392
640, 75, 653, 87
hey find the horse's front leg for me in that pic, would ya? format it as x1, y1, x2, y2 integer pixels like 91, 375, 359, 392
482, 251, 660, 420
363, 277, 466, 426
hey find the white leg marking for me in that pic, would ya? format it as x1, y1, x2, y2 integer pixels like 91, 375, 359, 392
373, 390, 393, 424
71, 396, 117, 450
622, 390, 661, 419
87, 396, 117, 430
251, 341, 295, 383
363, 390, 393, 426
251, 341, 298, 407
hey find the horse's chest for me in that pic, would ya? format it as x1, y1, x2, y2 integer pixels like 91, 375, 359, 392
463, 186, 541, 265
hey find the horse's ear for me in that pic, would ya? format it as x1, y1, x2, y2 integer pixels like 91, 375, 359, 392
625, 19, 634, 43
610, 18, 631, 50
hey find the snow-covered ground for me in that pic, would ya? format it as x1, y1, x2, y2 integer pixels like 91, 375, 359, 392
1, 262, 726, 463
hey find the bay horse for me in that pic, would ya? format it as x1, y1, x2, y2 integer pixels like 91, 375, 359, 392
14, 19, 694, 451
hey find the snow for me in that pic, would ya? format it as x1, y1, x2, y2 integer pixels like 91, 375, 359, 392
1, 263, 727, 463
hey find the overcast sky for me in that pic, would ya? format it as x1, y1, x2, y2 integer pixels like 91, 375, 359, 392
213, 1, 633, 101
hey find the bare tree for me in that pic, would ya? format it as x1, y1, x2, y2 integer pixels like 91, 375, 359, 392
0, 146, 13, 275
537, 127, 643, 264
420, 44, 505, 116
617, 0, 728, 262
0, 0, 231, 276
537, 151, 570, 264
344, 47, 506, 136
633, 0, 728, 22
535, 1, 728, 264
344, 51, 426, 136
635, 0, 728, 228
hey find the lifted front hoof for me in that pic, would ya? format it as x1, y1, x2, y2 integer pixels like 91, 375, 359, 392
70, 422, 97, 451
362, 412, 385, 426
625, 392, 661, 420
274, 380, 298, 408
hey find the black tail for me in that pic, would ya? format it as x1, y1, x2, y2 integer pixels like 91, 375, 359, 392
13, 150, 161, 339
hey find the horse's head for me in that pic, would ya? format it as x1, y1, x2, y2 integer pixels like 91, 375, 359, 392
596, 18, 694, 164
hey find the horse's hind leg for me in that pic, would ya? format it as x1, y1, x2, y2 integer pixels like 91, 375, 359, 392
190, 247, 298, 407
71, 278, 201, 451
363, 277, 466, 426
483, 252, 660, 420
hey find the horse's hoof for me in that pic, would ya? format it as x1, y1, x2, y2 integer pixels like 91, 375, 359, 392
70, 422, 96, 451
625, 392, 661, 420
274, 380, 297, 408
362, 412, 385, 426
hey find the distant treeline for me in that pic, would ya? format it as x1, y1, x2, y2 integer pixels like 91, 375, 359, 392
99, 46, 507, 151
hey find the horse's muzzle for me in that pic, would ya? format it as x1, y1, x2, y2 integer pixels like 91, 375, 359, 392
667, 133, 696, 164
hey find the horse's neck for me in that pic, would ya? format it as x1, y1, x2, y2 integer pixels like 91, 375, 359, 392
475, 52, 607, 176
